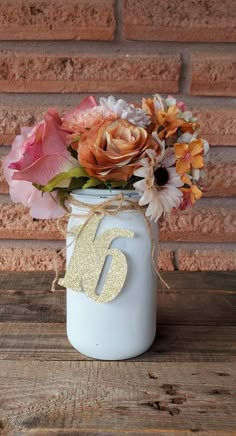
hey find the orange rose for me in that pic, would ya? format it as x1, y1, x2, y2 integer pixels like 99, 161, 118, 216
76, 119, 160, 181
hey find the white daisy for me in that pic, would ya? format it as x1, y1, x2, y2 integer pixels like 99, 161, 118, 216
134, 148, 183, 222
100, 96, 150, 128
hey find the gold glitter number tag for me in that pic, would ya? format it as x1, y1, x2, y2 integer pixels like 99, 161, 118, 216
59, 214, 134, 303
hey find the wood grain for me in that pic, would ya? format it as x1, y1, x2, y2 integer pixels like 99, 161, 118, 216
0, 271, 235, 292
1, 287, 236, 325
0, 272, 235, 325
0, 272, 236, 434
0, 361, 235, 433
0, 323, 235, 362
11, 431, 236, 436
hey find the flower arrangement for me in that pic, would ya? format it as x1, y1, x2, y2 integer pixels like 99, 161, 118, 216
4, 94, 209, 221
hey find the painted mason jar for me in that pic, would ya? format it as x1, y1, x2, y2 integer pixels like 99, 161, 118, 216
60, 189, 157, 360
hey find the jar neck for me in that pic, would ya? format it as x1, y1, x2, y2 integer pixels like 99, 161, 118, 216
71, 188, 139, 199
70, 189, 140, 209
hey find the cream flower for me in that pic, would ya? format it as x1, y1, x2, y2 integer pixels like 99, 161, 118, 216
134, 148, 183, 221
100, 96, 150, 128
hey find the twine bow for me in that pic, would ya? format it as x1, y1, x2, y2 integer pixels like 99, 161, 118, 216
51, 193, 169, 292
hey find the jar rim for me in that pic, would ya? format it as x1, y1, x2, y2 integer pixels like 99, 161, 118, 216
71, 189, 139, 199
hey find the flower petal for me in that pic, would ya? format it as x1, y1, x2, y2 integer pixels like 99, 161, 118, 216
139, 189, 153, 206
12, 154, 78, 186
176, 159, 190, 174
177, 132, 193, 144
63, 96, 98, 123
191, 185, 203, 200
134, 166, 151, 178
189, 139, 203, 156
191, 155, 204, 169
42, 109, 70, 156
174, 143, 188, 158
161, 149, 176, 168
134, 179, 147, 192
29, 190, 66, 219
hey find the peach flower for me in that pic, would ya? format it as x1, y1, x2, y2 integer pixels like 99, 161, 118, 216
174, 139, 204, 174
76, 119, 160, 181
62, 95, 114, 138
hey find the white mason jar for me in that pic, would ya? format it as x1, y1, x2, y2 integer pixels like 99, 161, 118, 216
64, 189, 157, 360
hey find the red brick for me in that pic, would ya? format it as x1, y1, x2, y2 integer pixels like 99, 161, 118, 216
177, 248, 236, 271
0, 245, 174, 272
158, 250, 175, 271
203, 161, 236, 197
0, 52, 181, 94
190, 53, 236, 96
0, 0, 115, 41
123, 0, 236, 42
0, 203, 66, 240
194, 108, 236, 146
0, 247, 65, 272
0, 158, 8, 194
0, 105, 50, 145
159, 207, 236, 243
0, 203, 235, 243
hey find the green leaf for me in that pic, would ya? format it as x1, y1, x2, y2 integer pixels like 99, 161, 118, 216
109, 180, 126, 188
33, 167, 88, 192
68, 177, 88, 190
82, 177, 102, 189
57, 190, 70, 211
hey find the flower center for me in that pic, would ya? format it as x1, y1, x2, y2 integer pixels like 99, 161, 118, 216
154, 166, 169, 186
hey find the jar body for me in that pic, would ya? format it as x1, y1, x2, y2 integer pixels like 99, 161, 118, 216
65, 189, 157, 360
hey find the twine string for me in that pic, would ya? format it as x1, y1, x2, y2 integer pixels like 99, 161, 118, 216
51, 193, 170, 292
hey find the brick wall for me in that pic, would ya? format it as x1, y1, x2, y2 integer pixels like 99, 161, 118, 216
0, 0, 235, 272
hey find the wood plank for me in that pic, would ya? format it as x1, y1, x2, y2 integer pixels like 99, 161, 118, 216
9, 430, 236, 436
0, 361, 235, 433
0, 287, 235, 325
0, 271, 235, 292
0, 323, 235, 362
0, 271, 64, 292
0, 288, 65, 323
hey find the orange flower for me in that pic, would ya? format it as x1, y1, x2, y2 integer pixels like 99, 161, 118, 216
77, 119, 160, 181
142, 97, 199, 140
142, 98, 184, 138
142, 97, 159, 119
156, 105, 185, 139
180, 174, 202, 205
174, 139, 204, 174
181, 121, 200, 134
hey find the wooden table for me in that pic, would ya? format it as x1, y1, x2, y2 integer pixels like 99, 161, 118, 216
0, 271, 235, 435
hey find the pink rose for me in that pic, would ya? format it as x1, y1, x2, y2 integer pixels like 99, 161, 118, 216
4, 126, 68, 218
9, 109, 77, 186
4, 109, 78, 219
4, 128, 66, 218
